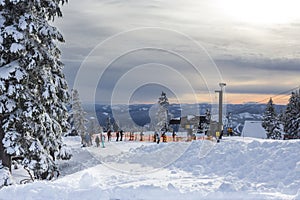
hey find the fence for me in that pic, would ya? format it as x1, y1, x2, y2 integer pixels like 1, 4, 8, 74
94, 132, 214, 143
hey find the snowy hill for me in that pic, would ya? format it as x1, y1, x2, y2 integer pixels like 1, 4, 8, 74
1, 137, 299, 199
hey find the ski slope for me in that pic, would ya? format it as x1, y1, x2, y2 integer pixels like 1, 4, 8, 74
1, 136, 300, 200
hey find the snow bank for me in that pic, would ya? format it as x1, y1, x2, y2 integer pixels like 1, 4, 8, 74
173, 138, 300, 193
0, 137, 299, 199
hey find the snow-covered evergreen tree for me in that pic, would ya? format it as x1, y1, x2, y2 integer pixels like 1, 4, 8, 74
88, 117, 100, 135
106, 117, 113, 131
0, 0, 71, 182
67, 101, 75, 136
283, 90, 300, 137
156, 91, 169, 131
87, 117, 102, 146
158, 91, 169, 109
71, 89, 88, 145
262, 98, 281, 139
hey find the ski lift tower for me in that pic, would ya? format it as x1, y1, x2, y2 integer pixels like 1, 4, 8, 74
215, 83, 226, 135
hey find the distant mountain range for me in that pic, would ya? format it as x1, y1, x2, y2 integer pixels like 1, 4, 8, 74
83, 103, 286, 134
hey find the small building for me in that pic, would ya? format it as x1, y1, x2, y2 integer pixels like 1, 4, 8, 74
242, 121, 267, 139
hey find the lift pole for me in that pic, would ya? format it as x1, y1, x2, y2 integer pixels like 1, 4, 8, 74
215, 83, 226, 136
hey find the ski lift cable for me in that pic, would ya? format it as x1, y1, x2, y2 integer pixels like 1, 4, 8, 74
251, 85, 300, 104
227, 85, 300, 114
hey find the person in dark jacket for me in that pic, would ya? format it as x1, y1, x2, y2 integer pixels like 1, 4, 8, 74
95, 135, 100, 147
116, 131, 120, 142
107, 130, 112, 142
155, 132, 160, 144
120, 130, 124, 141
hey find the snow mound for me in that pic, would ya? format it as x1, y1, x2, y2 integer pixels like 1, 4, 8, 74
79, 172, 96, 189
0, 137, 299, 199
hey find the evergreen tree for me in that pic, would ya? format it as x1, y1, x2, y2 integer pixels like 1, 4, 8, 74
0, 0, 71, 182
262, 98, 281, 139
113, 121, 120, 132
71, 89, 88, 146
67, 100, 75, 136
158, 91, 169, 110
88, 117, 101, 135
156, 91, 169, 131
88, 117, 102, 146
283, 90, 300, 138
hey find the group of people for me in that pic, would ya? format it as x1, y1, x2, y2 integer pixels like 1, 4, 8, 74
105, 130, 124, 142
94, 133, 105, 148
153, 131, 176, 144
94, 130, 125, 148
92, 130, 177, 147
115, 130, 124, 142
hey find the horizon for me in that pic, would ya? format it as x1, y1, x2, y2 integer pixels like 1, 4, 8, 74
83, 101, 288, 106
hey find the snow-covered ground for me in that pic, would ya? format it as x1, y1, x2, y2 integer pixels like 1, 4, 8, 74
1, 136, 300, 200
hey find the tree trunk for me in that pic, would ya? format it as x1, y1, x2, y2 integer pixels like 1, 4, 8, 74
0, 124, 11, 172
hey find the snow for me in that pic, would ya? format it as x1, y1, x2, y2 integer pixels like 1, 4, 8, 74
18, 16, 28, 30
10, 43, 24, 53
4, 99, 16, 112
242, 121, 267, 139
187, 115, 195, 120
0, 61, 19, 80
4, 26, 24, 42
0, 166, 13, 187
1, 136, 300, 199
14, 68, 25, 82
238, 112, 255, 119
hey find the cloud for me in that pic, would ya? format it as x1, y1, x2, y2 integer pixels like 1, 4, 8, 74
55, 0, 300, 103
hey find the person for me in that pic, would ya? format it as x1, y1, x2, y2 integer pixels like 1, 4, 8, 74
129, 132, 134, 141
162, 132, 167, 142
107, 130, 112, 142
100, 132, 105, 148
120, 130, 124, 141
85, 133, 91, 147
140, 131, 144, 141
172, 131, 176, 142
95, 135, 100, 147
228, 127, 233, 136
220, 130, 224, 139
116, 131, 120, 142
155, 132, 160, 144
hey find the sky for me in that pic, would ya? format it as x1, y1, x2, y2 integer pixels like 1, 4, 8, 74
54, 0, 300, 105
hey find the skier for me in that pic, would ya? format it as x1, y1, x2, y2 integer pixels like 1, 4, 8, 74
95, 135, 100, 147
